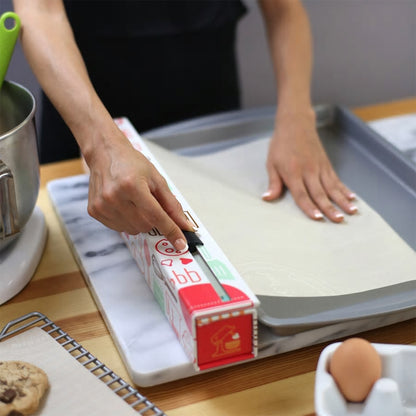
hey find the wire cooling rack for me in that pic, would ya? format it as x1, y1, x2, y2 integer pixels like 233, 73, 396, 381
0, 311, 166, 416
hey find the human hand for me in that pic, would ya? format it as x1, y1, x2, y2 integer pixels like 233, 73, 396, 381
262, 112, 357, 222
85, 129, 193, 250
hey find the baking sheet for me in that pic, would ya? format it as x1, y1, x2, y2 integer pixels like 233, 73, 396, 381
143, 106, 416, 332
147, 137, 415, 297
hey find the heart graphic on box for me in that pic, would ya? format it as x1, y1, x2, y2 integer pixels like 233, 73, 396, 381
180, 258, 193, 265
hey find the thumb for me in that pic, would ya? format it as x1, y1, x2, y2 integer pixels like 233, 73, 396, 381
262, 167, 284, 201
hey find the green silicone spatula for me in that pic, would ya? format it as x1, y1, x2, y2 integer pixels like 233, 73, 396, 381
0, 12, 21, 89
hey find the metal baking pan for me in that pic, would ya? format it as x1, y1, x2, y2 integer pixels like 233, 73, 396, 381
143, 105, 416, 335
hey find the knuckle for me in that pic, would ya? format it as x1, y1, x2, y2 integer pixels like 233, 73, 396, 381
145, 210, 174, 237
101, 187, 118, 205
330, 189, 344, 203
155, 173, 168, 188
162, 222, 179, 240
165, 197, 183, 216
322, 170, 341, 188
87, 199, 103, 219
87, 204, 96, 219
281, 164, 296, 179
119, 174, 138, 193
293, 188, 309, 204
311, 190, 327, 204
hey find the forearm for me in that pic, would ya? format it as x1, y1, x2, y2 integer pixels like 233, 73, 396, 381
13, 0, 119, 162
12, 0, 194, 247
259, 0, 356, 220
259, 0, 313, 117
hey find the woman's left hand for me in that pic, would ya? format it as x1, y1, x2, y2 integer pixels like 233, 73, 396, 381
262, 111, 358, 222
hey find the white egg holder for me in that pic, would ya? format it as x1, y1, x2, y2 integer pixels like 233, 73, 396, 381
315, 342, 416, 416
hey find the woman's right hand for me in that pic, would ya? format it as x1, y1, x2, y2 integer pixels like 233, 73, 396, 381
85, 125, 192, 251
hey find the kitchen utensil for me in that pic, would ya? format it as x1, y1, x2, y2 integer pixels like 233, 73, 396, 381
0, 11, 21, 89
0, 12, 46, 304
0, 80, 39, 252
0, 12, 31, 252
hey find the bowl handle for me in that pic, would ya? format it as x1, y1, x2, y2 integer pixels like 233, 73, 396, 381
0, 160, 20, 239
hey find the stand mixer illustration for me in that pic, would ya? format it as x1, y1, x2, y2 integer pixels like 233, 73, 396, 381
210, 325, 241, 358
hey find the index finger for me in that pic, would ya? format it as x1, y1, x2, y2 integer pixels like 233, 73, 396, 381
143, 194, 189, 252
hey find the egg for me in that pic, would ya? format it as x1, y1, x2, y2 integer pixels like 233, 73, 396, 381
329, 337, 382, 402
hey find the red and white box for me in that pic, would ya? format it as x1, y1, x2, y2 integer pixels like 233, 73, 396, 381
116, 118, 260, 371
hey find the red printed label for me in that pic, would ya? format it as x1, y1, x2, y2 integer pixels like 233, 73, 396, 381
196, 313, 253, 367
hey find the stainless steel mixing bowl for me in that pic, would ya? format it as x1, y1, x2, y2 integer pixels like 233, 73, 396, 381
0, 80, 39, 252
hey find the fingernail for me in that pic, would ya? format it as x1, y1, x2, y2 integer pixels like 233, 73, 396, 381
313, 210, 324, 220
187, 220, 197, 231
334, 212, 344, 220
262, 190, 272, 199
348, 192, 357, 200
174, 239, 188, 252
349, 204, 358, 213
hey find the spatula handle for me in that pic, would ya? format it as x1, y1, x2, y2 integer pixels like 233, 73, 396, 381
0, 12, 21, 89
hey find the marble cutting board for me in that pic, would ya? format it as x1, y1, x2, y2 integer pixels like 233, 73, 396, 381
47, 175, 416, 387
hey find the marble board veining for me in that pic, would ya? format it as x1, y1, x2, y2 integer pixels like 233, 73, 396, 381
47, 174, 416, 387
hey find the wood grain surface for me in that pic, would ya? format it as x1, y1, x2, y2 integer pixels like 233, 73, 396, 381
1, 101, 415, 416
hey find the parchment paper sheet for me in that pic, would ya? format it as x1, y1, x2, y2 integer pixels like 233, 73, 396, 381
0, 327, 137, 415
147, 138, 416, 297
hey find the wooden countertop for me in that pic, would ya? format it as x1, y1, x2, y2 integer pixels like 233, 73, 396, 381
1, 99, 415, 416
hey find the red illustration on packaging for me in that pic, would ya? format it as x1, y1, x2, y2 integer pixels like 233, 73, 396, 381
196, 313, 253, 369
156, 239, 187, 256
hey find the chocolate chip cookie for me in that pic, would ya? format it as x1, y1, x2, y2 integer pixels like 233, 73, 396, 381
0, 361, 49, 416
